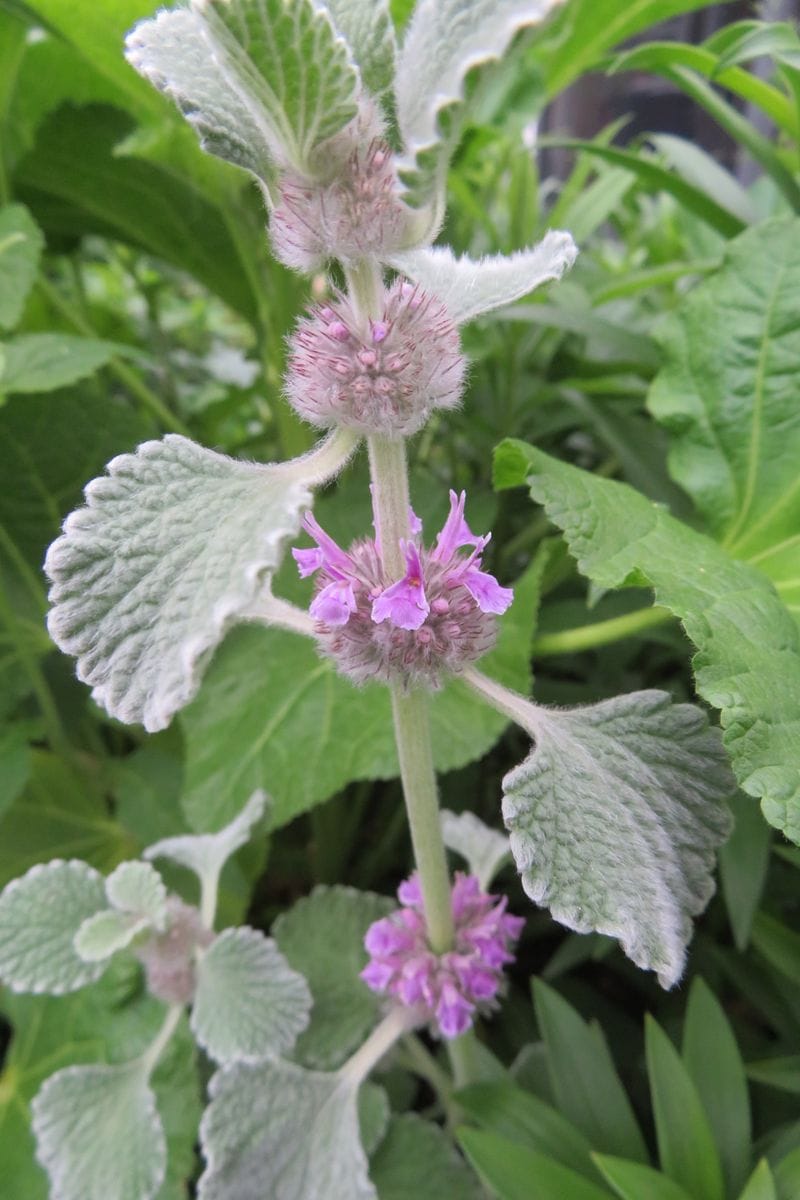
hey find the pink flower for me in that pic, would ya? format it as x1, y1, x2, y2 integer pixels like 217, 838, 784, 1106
360, 872, 523, 1040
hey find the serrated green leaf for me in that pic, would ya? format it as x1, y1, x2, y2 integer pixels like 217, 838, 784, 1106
683, 978, 751, 1196
738, 1160, 777, 1200
198, 1059, 375, 1200
273, 885, 393, 1069
371, 1113, 483, 1199
31, 1061, 166, 1200
388, 233, 577, 324
106, 861, 168, 927
396, 0, 564, 206
593, 1156, 693, 1200
458, 1128, 611, 1200
0, 204, 43, 330
441, 810, 510, 890
0, 333, 120, 394
126, 0, 359, 179
495, 439, 800, 842
325, 0, 396, 99
646, 1016, 725, 1200
648, 218, 800, 627
45, 435, 328, 732
532, 981, 648, 1162
73, 909, 149, 964
0, 860, 106, 994
503, 691, 732, 986
191, 928, 310, 1064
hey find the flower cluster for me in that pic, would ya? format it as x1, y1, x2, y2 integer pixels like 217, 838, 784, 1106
361, 873, 524, 1039
286, 279, 465, 437
135, 897, 212, 1005
270, 102, 413, 273
293, 489, 513, 687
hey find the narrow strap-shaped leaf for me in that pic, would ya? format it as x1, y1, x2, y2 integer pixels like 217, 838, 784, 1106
737, 1159, 778, 1200
594, 1155, 694, 1200
458, 1129, 611, 1200
0, 203, 43, 331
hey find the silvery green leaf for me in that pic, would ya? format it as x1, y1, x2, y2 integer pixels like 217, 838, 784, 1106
106, 860, 168, 929
0, 203, 44, 331
145, 789, 267, 877
502, 690, 734, 987
126, 0, 359, 179
31, 1062, 166, 1200
389, 233, 578, 324
45, 436, 321, 732
74, 909, 151, 963
198, 1059, 375, 1200
191, 928, 311, 1064
0, 860, 106, 994
395, 0, 565, 205
324, 0, 396, 98
440, 810, 511, 891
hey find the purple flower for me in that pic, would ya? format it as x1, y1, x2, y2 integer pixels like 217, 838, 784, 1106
292, 489, 513, 688
360, 872, 523, 1040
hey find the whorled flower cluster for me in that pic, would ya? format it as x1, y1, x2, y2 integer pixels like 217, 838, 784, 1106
361, 873, 524, 1039
292, 489, 513, 688
286, 280, 465, 437
135, 896, 212, 1005
270, 101, 414, 273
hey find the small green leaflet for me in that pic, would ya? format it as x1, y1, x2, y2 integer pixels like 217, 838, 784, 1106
0, 334, 121, 394
191, 928, 311, 1064
45, 435, 318, 732
31, 1062, 166, 1200
388, 234, 577, 325
198, 1059, 375, 1200
0, 860, 106, 994
440, 810, 510, 890
648, 217, 800, 627
74, 860, 169, 963
0, 204, 43, 331
126, 0, 359, 180
145, 790, 267, 890
502, 691, 732, 987
395, 0, 565, 206
495, 439, 800, 843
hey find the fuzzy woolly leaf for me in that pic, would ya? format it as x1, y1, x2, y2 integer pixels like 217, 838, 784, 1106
106, 861, 168, 927
198, 1059, 374, 1200
395, 0, 565, 204
324, 0, 396, 99
0, 860, 106, 994
126, 0, 359, 179
441, 810, 510, 890
191, 928, 311, 1064
45, 436, 315, 732
31, 1062, 166, 1200
496, 440, 800, 841
73, 909, 150, 964
0, 204, 44, 331
502, 691, 733, 986
273, 886, 393, 1068
0, 334, 119, 394
389, 234, 577, 324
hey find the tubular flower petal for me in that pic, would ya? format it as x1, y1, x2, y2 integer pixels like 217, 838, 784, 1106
360, 872, 523, 1040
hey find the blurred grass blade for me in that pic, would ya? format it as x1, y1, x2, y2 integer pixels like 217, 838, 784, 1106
457, 1129, 612, 1200
737, 1160, 777, 1200
594, 1155, 694, 1200
753, 914, 800, 987
648, 133, 757, 226
719, 792, 771, 951
746, 1057, 800, 1096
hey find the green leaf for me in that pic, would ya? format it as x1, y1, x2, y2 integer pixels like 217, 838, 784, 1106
593, 1156, 693, 1200
0, 860, 106, 994
683, 978, 751, 1196
387, 233, 577, 325
752, 912, 800, 988
0, 203, 43, 330
737, 1160, 777, 1200
74, 909, 150, 964
646, 1015, 725, 1200
191, 928, 311, 1064
198, 1059, 375, 1200
0, 720, 35, 817
395, 0, 563, 206
126, 0, 359, 179
494, 439, 800, 842
719, 791, 771, 951
31, 1061, 166, 1200
0, 333, 120, 395
45, 434, 337, 732
440, 810, 510, 890
503, 691, 733, 986
746, 1056, 800, 1095
712, 21, 800, 75
106, 861, 168, 928
775, 1149, 800, 1200
456, 1080, 599, 1182
371, 1114, 483, 1199
648, 218, 800, 626
532, 981, 648, 1162
324, 0, 396, 99
458, 1129, 611, 1200
273, 885, 393, 1069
